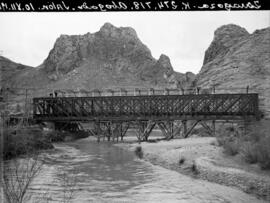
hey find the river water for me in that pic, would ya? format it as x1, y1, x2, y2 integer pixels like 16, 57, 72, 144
23, 137, 266, 203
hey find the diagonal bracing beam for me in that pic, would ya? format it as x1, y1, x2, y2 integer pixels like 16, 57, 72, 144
184, 120, 200, 138
135, 120, 156, 142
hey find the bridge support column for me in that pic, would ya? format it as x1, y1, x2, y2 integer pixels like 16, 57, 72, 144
111, 122, 121, 142
183, 120, 200, 138
114, 123, 118, 142
120, 122, 130, 141
135, 121, 156, 142
120, 124, 124, 141
173, 121, 183, 138
106, 122, 111, 141
212, 120, 216, 136
95, 121, 101, 143
92, 121, 110, 143
158, 121, 175, 140
90, 121, 131, 142
182, 120, 187, 137
98, 121, 111, 141
199, 121, 216, 137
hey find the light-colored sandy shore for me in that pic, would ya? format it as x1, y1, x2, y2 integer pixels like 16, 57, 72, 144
115, 135, 270, 201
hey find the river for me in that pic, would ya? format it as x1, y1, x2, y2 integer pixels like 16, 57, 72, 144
17, 137, 267, 202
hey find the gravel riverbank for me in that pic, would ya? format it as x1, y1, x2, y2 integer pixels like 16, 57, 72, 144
115, 136, 270, 201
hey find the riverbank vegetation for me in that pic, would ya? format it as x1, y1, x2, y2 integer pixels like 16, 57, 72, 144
2, 149, 78, 203
134, 146, 143, 159
2, 152, 43, 203
217, 120, 270, 170
2, 126, 54, 160
1, 124, 80, 202
45, 129, 89, 142
2, 124, 89, 160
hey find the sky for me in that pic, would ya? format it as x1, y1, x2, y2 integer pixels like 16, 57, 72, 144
0, 11, 269, 74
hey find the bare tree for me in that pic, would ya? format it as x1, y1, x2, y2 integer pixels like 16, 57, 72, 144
1, 108, 77, 203
2, 151, 43, 203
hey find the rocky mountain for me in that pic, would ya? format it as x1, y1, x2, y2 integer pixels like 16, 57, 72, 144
0, 56, 32, 88
1, 23, 194, 93
196, 24, 270, 118
0, 56, 53, 90
38, 22, 194, 90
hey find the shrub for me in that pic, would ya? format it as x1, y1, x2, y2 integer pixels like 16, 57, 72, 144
3, 127, 53, 160
223, 139, 240, 156
191, 161, 199, 175
179, 156, 185, 165
240, 142, 258, 164
216, 125, 238, 145
134, 146, 143, 159
2, 127, 45, 203
256, 136, 270, 170
216, 121, 270, 169
45, 130, 65, 142
216, 136, 226, 146
216, 125, 242, 156
210, 140, 217, 146
243, 121, 270, 170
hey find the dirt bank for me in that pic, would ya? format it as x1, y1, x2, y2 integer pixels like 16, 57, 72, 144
115, 136, 270, 201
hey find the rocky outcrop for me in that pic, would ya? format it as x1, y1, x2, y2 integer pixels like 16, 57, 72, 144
203, 24, 249, 65
1, 23, 195, 93
42, 23, 153, 77
196, 24, 270, 118
42, 23, 151, 76
41, 23, 191, 89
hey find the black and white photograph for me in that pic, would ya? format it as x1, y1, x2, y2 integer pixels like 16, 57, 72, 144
0, 2, 270, 202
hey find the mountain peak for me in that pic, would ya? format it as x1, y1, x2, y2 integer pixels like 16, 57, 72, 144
99, 22, 117, 33
99, 22, 138, 40
40, 23, 188, 89
214, 24, 249, 38
157, 54, 173, 73
203, 24, 250, 65
197, 25, 270, 117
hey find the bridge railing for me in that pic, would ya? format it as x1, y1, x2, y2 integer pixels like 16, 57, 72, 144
50, 86, 254, 97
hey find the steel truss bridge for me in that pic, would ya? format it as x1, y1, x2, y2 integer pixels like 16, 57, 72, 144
33, 92, 260, 142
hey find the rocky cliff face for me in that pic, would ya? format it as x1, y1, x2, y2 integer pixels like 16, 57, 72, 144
203, 24, 249, 65
40, 23, 189, 89
1, 23, 195, 94
196, 24, 270, 118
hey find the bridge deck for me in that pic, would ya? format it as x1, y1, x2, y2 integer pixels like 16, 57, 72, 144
33, 93, 259, 122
